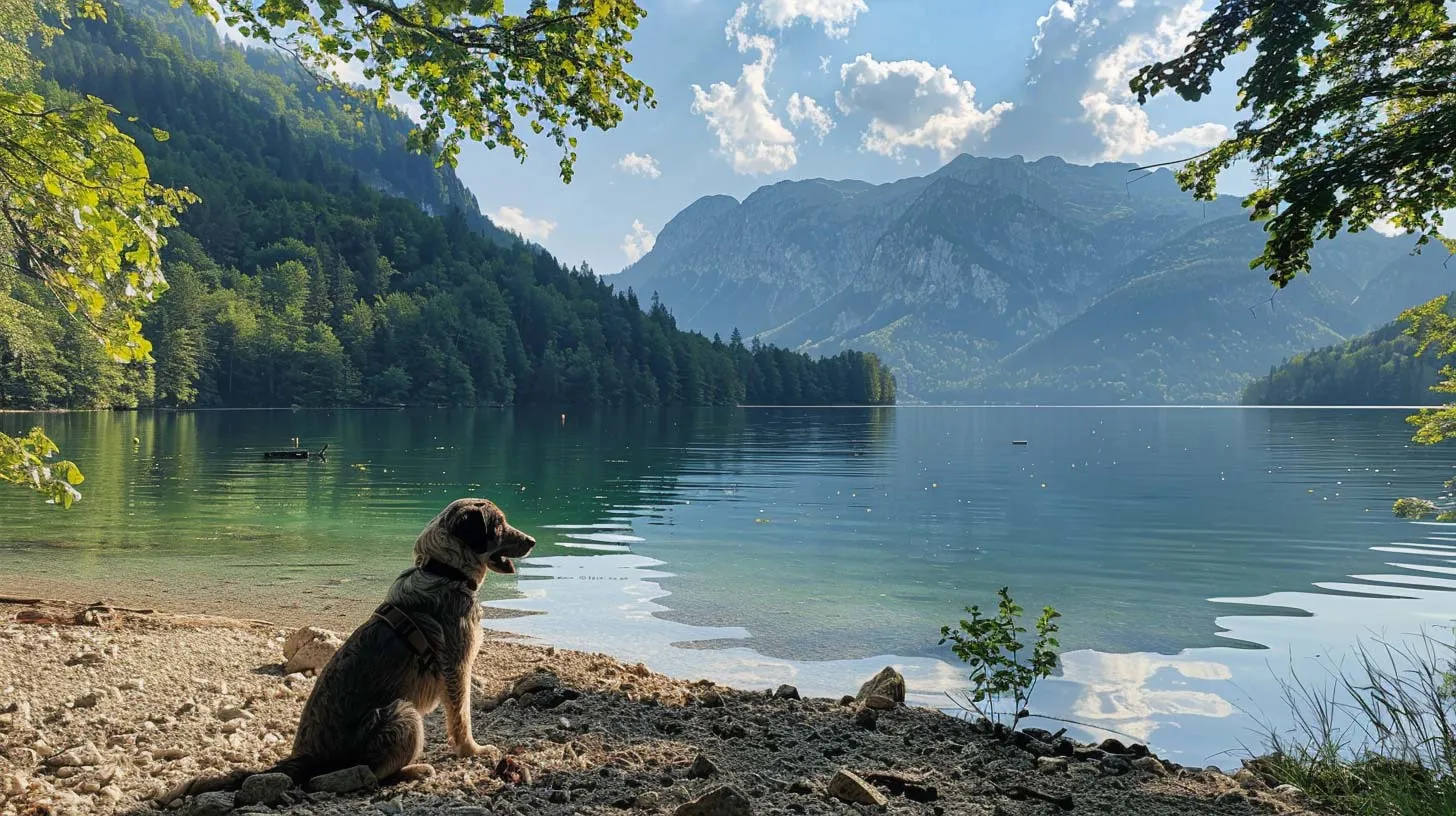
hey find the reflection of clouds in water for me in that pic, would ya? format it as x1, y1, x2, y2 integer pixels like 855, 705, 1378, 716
1059, 650, 1236, 743
487, 554, 964, 704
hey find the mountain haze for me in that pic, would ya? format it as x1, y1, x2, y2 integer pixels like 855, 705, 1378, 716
619, 156, 1453, 402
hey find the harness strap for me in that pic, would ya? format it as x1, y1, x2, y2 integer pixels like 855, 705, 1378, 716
371, 602, 433, 659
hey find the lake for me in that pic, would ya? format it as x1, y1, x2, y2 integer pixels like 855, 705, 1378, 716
2, 406, 1454, 767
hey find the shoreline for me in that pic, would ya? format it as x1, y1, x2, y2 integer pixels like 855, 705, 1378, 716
0, 594, 1326, 816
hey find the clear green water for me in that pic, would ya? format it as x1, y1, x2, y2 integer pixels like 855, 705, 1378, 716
2, 406, 1454, 766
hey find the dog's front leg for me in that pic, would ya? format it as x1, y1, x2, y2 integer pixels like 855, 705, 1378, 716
443, 631, 490, 757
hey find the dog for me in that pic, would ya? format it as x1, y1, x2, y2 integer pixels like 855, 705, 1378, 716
165, 498, 535, 801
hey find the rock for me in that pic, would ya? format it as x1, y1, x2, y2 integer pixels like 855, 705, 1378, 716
99, 784, 124, 802
282, 626, 336, 660
861, 694, 896, 711
1096, 738, 1128, 754
827, 770, 888, 808
189, 790, 237, 816
697, 689, 725, 708
237, 772, 293, 806
216, 706, 253, 723
838, 695, 855, 706
45, 743, 106, 768
854, 707, 878, 730
548, 789, 571, 804
307, 764, 376, 794
1132, 756, 1168, 777
674, 785, 752, 816
66, 652, 106, 666
1272, 783, 1305, 800
1233, 768, 1267, 791
788, 779, 815, 795
284, 630, 342, 675
2, 772, 27, 796
637, 791, 662, 808
773, 684, 800, 700
512, 671, 560, 698
688, 754, 720, 779
855, 667, 905, 706
119, 678, 146, 692
72, 692, 103, 709
1100, 756, 1132, 776
1037, 757, 1069, 774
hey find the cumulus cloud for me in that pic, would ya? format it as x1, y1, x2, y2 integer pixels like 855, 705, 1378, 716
690, 4, 798, 174
621, 220, 657, 263
985, 0, 1228, 162
757, 0, 867, 38
616, 152, 662, 179
786, 93, 835, 141
835, 54, 1012, 160
490, 206, 556, 242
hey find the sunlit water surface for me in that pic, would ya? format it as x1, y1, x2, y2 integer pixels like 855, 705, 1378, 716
2, 406, 1454, 766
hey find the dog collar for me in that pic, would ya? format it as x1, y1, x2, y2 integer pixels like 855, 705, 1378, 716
420, 558, 479, 592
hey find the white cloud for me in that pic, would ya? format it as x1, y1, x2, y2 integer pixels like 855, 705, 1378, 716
786, 93, 835, 142
690, 4, 798, 175
616, 152, 662, 179
621, 220, 657, 263
758, 0, 867, 38
490, 206, 557, 242
1078, 0, 1228, 159
819, 55, 833, 74
988, 0, 1228, 162
1370, 217, 1408, 238
835, 54, 1012, 160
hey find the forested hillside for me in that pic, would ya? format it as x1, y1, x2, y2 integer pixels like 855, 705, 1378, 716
0, 0, 894, 408
1241, 318, 1453, 406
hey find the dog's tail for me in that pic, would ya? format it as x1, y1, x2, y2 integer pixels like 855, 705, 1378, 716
156, 755, 321, 805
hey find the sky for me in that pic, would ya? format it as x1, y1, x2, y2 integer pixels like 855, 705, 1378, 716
242, 1, 1267, 275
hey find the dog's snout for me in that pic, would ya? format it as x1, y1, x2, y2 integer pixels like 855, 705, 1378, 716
504, 524, 535, 551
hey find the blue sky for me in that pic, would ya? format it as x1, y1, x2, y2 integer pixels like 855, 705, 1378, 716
366, 1, 1262, 274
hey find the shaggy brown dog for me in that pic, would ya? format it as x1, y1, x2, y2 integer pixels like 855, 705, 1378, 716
166, 498, 535, 800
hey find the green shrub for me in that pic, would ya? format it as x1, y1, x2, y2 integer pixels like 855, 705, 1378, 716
939, 587, 1060, 733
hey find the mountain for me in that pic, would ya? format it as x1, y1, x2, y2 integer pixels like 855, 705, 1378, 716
0, 0, 895, 408
620, 155, 1451, 403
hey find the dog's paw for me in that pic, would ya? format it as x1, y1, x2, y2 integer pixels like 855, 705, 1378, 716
458, 741, 502, 761
396, 763, 436, 782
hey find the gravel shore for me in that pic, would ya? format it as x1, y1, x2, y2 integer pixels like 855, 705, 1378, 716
0, 598, 1328, 816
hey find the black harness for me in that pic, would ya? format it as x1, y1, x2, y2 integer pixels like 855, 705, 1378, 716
370, 559, 477, 662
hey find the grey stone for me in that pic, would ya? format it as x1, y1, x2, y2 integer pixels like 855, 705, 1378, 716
238, 772, 293, 806
673, 785, 752, 816
1132, 756, 1168, 777
307, 764, 377, 794
1037, 756, 1069, 774
688, 753, 720, 779
773, 684, 800, 700
188, 791, 237, 816
511, 671, 559, 698
827, 770, 888, 808
1100, 756, 1132, 776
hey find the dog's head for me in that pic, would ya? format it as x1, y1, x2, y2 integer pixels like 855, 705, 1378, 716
415, 498, 536, 580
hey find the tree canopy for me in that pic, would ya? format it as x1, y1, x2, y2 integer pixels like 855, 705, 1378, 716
1131, 0, 1455, 286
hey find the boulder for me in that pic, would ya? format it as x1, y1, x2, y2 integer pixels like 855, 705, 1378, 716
284, 629, 342, 675
773, 684, 800, 700
238, 772, 293, 806
827, 770, 888, 807
673, 785, 752, 816
855, 667, 905, 705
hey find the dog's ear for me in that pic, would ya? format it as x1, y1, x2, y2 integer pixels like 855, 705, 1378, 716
450, 505, 497, 553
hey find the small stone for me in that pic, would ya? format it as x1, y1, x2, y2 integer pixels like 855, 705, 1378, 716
1100, 756, 1132, 776
119, 678, 146, 692
827, 770, 888, 808
72, 692, 103, 709
238, 772, 293, 806
637, 791, 662, 809
2, 772, 27, 796
99, 784, 124, 802
284, 631, 342, 675
861, 694, 896, 711
1132, 756, 1168, 777
1272, 783, 1305, 800
855, 667, 906, 705
307, 765, 377, 794
1233, 768, 1267, 791
282, 626, 336, 660
189, 790, 237, 816
216, 706, 253, 723
697, 690, 725, 708
1037, 756, 1069, 774
1096, 738, 1128, 754
45, 743, 106, 768
688, 754, 720, 779
854, 707, 878, 730
66, 652, 106, 666
673, 785, 752, 816
511, 671, 560, 698
549, 789, 571, 804
773, 685, 800, 700
632, 663, 652, 677
838, 695, 855, 707
788, 778, 815, 795
375, 798, 404, 814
